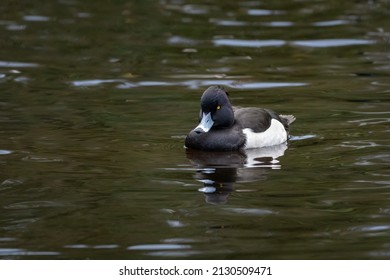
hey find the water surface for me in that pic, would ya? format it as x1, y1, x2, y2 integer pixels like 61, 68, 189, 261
0, 0, 390, 259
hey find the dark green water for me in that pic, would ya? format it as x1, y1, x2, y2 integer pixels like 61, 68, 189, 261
1, 0, 390, 259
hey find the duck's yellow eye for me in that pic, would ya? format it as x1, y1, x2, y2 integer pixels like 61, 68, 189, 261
217, 105, 221, 110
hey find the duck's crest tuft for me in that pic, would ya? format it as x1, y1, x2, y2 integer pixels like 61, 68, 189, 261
280, 114, 296, 125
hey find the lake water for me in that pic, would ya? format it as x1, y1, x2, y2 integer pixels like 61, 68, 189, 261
0, 0, 389, 259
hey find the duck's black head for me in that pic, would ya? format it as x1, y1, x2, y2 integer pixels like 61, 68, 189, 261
194, 85, 235, 133
185, 86, 245, 151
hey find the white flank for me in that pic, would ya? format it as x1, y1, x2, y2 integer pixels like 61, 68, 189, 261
243, 119, 288, 149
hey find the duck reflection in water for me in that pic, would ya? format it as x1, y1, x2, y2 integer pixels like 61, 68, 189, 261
186, 143, 288, 204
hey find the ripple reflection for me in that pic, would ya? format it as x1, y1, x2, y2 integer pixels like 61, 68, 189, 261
292, 39, 375, 48
213, 38, 286, 48
0, 248, 59, 257
72, 78, 307, 90
186, 144, 288, 204
0, 61, 40, 68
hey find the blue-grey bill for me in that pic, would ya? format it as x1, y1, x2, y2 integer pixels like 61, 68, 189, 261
194, 112, 214, 133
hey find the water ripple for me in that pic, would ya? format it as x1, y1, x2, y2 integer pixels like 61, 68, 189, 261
72, 78, 307, 90
64, 244, 119, 249
261, 21, 294, 27
1, 179, 23, 191
162, 238, 199, 244
351, 225, 390, 233
224, 207, 275, 216
247, 9, 285, 16
213, 38, 286, 48
167, 36, 199, 45
338, 141, 383, 149
348, 118, 390, 126
233, 82, 306, 89
127, 244, 191, 251
0, 61, 40, 68
313, 20, 351, 26
355, 154, 390, 166
290, 134, 317, 141
213, 38, 374, 48
181, 4, 210, 15
4, 201, 62, 209
209, 18, 248, 26
71, 79, 125, 87
6, 23, 26, 31
22, 155, 64, 163
167, 220, 187, 228
23, 15, 51, 22
350, 111, 390, 115
0, 149, 12, 155
0, 248, 59, 256
292, 39, 375, 48
146, 250, 200, 257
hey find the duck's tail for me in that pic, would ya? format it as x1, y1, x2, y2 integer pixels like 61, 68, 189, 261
280, 114, 296, 126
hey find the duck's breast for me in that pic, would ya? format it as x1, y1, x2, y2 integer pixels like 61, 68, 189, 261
185, 126, 245, 151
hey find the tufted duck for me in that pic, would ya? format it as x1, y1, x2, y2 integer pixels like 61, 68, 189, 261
185, 85, 295, 151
